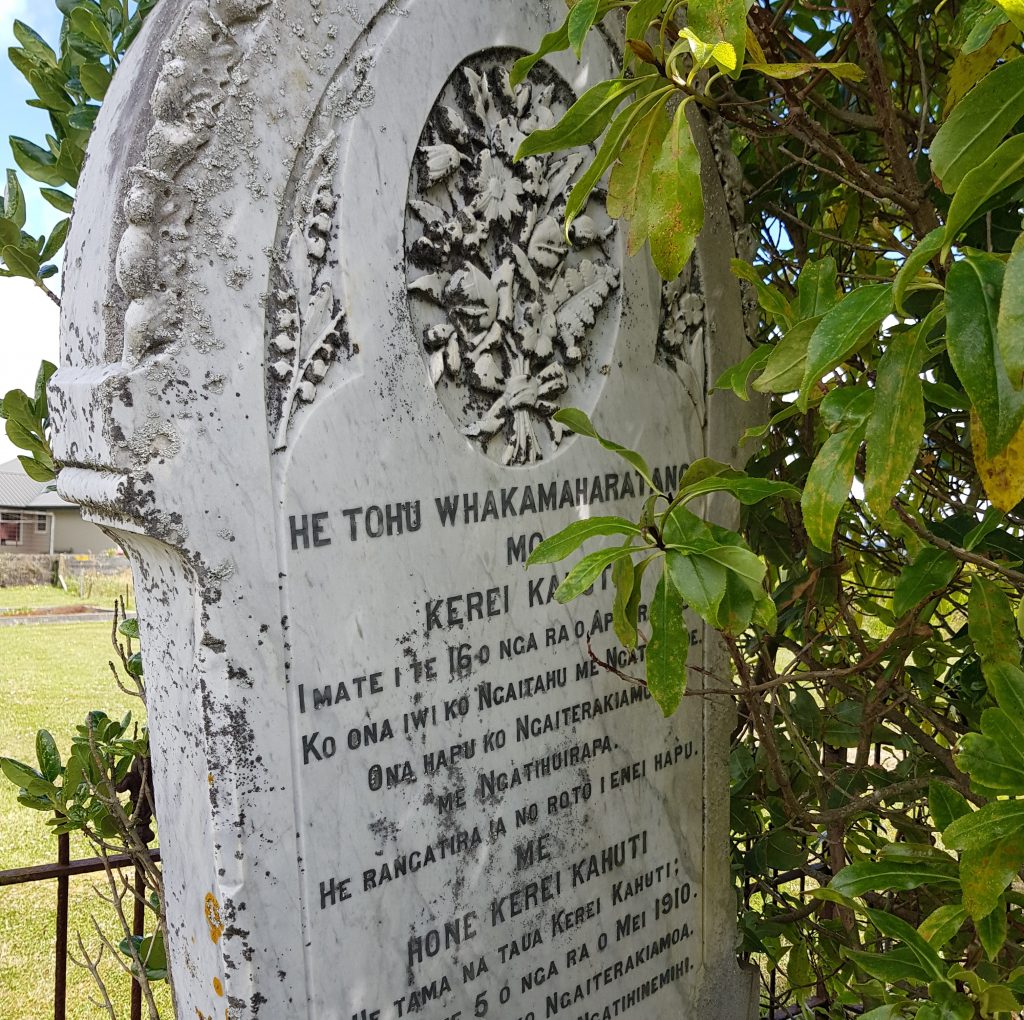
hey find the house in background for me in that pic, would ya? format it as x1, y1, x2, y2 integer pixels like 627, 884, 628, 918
0, 458, 111, 554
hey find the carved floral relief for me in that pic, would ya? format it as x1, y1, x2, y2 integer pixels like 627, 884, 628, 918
405, 53, 620, 466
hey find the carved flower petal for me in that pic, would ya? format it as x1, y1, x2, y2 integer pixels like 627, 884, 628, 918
473, 352, 504, 391
271, 333, 296, 353
429, 349, 446, 385
425, 323, 457, 350
271, 360, 292, 379
422, 143, 462, 183
299, 380, 317, 402
527, 216, 567, 270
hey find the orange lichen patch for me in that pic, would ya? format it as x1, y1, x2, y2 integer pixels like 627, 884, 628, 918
205, 892, 224, 944
208, 772, 214, 784
213, 976, 224, 996
195, 1010, 213, 1020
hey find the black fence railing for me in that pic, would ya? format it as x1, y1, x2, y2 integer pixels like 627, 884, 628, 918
0, 832, 161, 1020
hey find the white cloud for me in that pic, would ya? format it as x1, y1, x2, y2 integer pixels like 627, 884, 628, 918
0, 275, 60, 464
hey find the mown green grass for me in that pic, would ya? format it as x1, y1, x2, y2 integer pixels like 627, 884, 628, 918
0, 575, 135, 615
0, 622, 171, 1019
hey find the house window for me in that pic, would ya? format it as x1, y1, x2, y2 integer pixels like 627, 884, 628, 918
0, 512, 22, 546
36, 515, 47, 533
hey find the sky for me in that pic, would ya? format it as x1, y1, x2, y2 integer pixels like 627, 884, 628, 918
0, 0, 69, 464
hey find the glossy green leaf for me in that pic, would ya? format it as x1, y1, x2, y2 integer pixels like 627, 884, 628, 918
893, 228, 944, 315
568, 0, 601, 57
795, 257, 838, 320
554, 544, 636, 603
689, 0, 747, 76
554, 408, 660, 491
9, 136, 64, 187
800, 285, 893, 406
645, 100, 704, 280
752, 317, 818, 394
646, 570, 688, 715
2, 244, 40, 279
607, 94, 671, 244
611, 554, 636, 648
970, 575, 1020, 669
41, 218, 69, 262
947, 254, 1024, 455
40, 188, 73, 214
666, 548, 727, 621
526, 516, 642, 566
511, 17, 571, 86
892, 547, 957, 617
677, 475, 800, 505
801, 424, 864, 550
743, 60, 864, 81
865, 327, 926, 514
713, 345, 772, 400
625, 0, 665, 41
831, 856, 958, 898
4, 170, 25, 229
931, 58, 1024, 192
944, 135, 1024, 247
79, 61, 111, 100
516, 76, 651, 159
928, 782, 972, 831
35, 730, 61, 782
731, 258, 793, 326
978, 899, 1008, 961
843, 946, 931, 985
918, 904, 967, 947
999, 236, 1024, 389
865, 909, 946, 980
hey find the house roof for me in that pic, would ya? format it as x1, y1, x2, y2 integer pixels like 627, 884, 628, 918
0, 459, 77, 511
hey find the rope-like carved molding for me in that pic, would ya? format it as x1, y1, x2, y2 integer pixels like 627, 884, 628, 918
114, 0, 273, 367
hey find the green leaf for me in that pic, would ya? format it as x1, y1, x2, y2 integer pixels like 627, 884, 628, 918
752, 317, 818, 394
731, 258, 793, 326
999, 236, 1024, 389
865, 327, 926, 514
801, 424, 864, 550
40, 188, 74, 214
511, 18, 572, 86
2, 244, 41, 280
795, 257, 838, 320
990, 0, 1024, 31
646, 570, 688, 715
800, 285, 893, 406
554, 545, 636, 603
944, 135, 1024, 247
0, 757, 43, 790
713, 345, 772, 400
892, 547, 957, 617
644, 100, 704, 280
931, 58, 1024, 192
625, 0, 665, 41
526, 517, 641, 566
689, 0, 748, 76
12, 20, 57, 64
554, 408, 660, 491
565, 90, 667, 229
843, 946, 931, 985
743, 60, 865, 81
4, 170, 26, 229
516, 76, 652, 160
918, 904, 967, 947
79, 61, 112, 100
568, 0, 601, 57
666, 548, 727, 621
676, 475, 800, 506
831, 854, 958, 899
947, 254, 1024, 455
698, 543, 766, 592
41, 218, 70, 262
35, 730, 61, 782
944, 800, 1024, 851
970, 575, 1020, 669
977, 899, 1007, 961
607, 94, 672, 241
929, 782, 972, 831
9, 136, 64, 187
611, 554, 636, 648
865, 908, 946, 980
893, 228, 944, 316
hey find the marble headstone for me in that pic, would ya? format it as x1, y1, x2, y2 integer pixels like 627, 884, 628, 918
51, 1, 759, 1017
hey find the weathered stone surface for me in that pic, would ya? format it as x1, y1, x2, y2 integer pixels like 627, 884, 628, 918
51, 1, 759, 1017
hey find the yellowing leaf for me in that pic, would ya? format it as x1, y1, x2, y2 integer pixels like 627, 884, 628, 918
946, 20, 1019, 112
743, 60, 865, 82
973, 412, 1024, 511
991, 0, 1024, 31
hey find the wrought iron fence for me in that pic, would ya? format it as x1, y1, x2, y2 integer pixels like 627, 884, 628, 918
0, 832, 160, 1020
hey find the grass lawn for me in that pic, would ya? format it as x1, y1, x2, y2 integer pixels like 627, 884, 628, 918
0, 576, 135, 615
0, 622, 171, 1019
